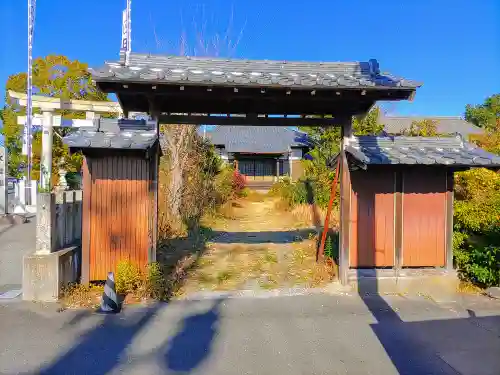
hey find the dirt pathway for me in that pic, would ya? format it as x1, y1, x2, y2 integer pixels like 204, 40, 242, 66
177, 195, 334, 296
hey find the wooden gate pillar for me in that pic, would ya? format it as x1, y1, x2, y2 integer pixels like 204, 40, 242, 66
339, 118, 353, 285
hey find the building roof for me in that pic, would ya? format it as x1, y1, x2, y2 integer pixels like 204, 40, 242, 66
63, 118, 158, 150
345, 135, 500, 167
380, 114, 483, 138
203, 126, 308, 153
91, 53, 422, 90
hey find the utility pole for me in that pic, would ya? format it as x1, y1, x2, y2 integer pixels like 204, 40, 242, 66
26, 0, 37, 203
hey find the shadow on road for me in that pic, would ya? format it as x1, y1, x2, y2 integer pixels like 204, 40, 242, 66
164, 298, 223, 372
352, 141, 500, 374
209, 228, 317, 244
25, 299, 223, 375
35, 303, 163, 375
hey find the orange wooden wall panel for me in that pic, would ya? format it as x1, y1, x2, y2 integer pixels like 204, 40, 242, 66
402, 169, 446, 267
350, 169, 395, 267
88, 155, 152, 281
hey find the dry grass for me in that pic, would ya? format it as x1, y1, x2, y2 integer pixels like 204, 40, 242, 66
244, 189, 267, 202
457, 281, 485, 295
61, 283, 104, 309
176, 231, 335, 296
289, 204, 339, 229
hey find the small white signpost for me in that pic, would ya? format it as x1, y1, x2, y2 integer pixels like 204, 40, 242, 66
0, 146, 8, 215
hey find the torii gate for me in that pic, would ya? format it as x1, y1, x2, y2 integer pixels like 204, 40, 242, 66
8, 90, 123, 190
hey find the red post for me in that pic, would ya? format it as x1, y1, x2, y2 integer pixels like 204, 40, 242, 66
317, 158, 341, 261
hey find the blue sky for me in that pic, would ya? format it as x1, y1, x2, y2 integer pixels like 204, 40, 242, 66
0, 0, 499, 121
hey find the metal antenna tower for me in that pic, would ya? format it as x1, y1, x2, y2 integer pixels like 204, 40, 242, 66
121, 0, 132, 66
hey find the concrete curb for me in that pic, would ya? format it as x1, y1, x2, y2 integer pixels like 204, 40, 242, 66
174, 283, 354, 301
485, 287, 500, 300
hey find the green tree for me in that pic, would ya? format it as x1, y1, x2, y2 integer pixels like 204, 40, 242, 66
0, 55, 114, 182
453, 94, 500, 286
300, 106, 384, 177
403, 119, 439, 136
352, 106, 384, 135
466, 94, 500, 154
293, 107, 384, 208
465, 93, 500, 131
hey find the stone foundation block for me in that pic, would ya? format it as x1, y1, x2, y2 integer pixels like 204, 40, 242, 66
22, 246, 80, 302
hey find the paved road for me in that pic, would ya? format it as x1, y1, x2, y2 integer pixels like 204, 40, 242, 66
0, 293, 499, 375
0, 219, 36, 294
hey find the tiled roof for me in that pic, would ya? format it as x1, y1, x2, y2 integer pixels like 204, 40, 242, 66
346, 135, 500, 167
90, 53, 422, 90
63, 118, 158, 150
380, 114, 483, 138
203, 126, 309, 153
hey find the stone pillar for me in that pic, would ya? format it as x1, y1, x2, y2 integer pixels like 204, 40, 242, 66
276, 158, 280, 181
41, 111, 54, 191
0, 146, 8, 215
289, 150, 293, 181
35, 192, 56, 254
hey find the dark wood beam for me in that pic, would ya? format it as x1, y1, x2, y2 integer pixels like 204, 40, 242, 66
99, 81, 415, 114
158, 114, 343, 126
97, 81, 416, 100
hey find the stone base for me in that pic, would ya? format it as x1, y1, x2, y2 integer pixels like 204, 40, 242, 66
22, 246, 80, 302
348, 268, 459, 301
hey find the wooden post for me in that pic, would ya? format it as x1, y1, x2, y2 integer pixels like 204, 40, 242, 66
445, 169, 454, 270
394, 170, 403, 271
81, 157, 91, 285
149, 104, 160, 263
339, 118, 352, 285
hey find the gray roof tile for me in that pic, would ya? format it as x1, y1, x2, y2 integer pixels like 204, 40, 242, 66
347, 136, 500, 167
63, 118, 158, 150
379, 114, 483, 137
90, 53, 422, 90
202, 126, 308, 153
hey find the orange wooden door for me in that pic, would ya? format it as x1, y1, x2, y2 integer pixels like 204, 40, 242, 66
88, 156, 150, 281
350, 170, 395, 267
402, 169, 446, 267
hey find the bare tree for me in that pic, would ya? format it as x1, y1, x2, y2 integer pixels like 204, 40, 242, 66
159, 124, 198, 226
151, 4, 246, 231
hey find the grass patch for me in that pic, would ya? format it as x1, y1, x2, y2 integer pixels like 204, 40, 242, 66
61, 283, 103, 309
264, 251, 278, 264
457, 280, 484, 294
216, 270, 234, 284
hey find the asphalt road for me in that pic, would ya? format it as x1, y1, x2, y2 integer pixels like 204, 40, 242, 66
1, 293, 499, 375
0, 219, 36, 294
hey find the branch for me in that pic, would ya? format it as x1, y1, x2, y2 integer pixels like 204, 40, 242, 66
149, 12, 161, 52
